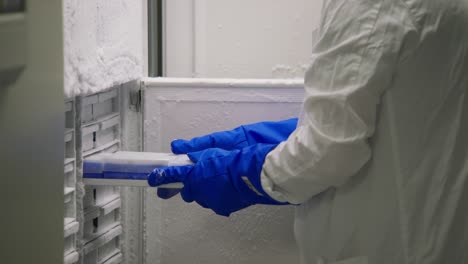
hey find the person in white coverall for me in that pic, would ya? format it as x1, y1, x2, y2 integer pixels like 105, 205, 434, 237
149, 0, 468, 263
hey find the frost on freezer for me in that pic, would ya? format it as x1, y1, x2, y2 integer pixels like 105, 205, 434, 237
63, 0, 144, 98
63, 87, 125, 264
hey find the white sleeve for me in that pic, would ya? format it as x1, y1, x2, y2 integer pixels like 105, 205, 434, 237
261, 0, 416, 204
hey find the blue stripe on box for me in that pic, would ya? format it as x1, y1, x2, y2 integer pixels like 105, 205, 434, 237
103, 163, 158, 174
83, 161, 104, 174
83, 172, 104, 179
83, 170, 151, 180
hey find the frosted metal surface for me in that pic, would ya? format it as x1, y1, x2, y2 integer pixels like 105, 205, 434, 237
143, 78, 304, 264
64, 100, 79, 263
62, 87, 123, 264
63, 0, 145, 98
80, 89, 123, 264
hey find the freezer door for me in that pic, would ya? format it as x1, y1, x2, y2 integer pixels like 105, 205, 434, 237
142, 77, 304, 264
0, 1, 65, 264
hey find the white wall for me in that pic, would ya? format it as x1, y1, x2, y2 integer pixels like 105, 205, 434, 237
165, 0, 322, 79
63, 0, 146, 98
143, 78, 304, 264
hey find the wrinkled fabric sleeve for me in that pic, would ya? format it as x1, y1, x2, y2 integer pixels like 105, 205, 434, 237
261, 0, 416, 204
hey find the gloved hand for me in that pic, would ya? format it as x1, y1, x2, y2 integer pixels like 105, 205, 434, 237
155, 118, 297, 200
147, 144, 287, 217
171, 118, 298, 154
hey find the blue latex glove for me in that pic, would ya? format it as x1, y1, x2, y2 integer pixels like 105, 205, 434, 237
156, 118, 297, 199
171, 118, 298, 154
148, 144, 286, 217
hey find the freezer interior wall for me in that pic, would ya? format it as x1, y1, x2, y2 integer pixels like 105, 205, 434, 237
62, 0, 146, 262
143, 79, 305, 264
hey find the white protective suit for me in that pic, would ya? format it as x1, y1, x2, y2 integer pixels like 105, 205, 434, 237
261, 0, 468, 263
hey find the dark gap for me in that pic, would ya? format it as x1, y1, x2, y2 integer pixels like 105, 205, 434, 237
0, 0, 26, 13
92, 217, 98, 233
93, 188, 97, 204
148, 0, 164, 76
